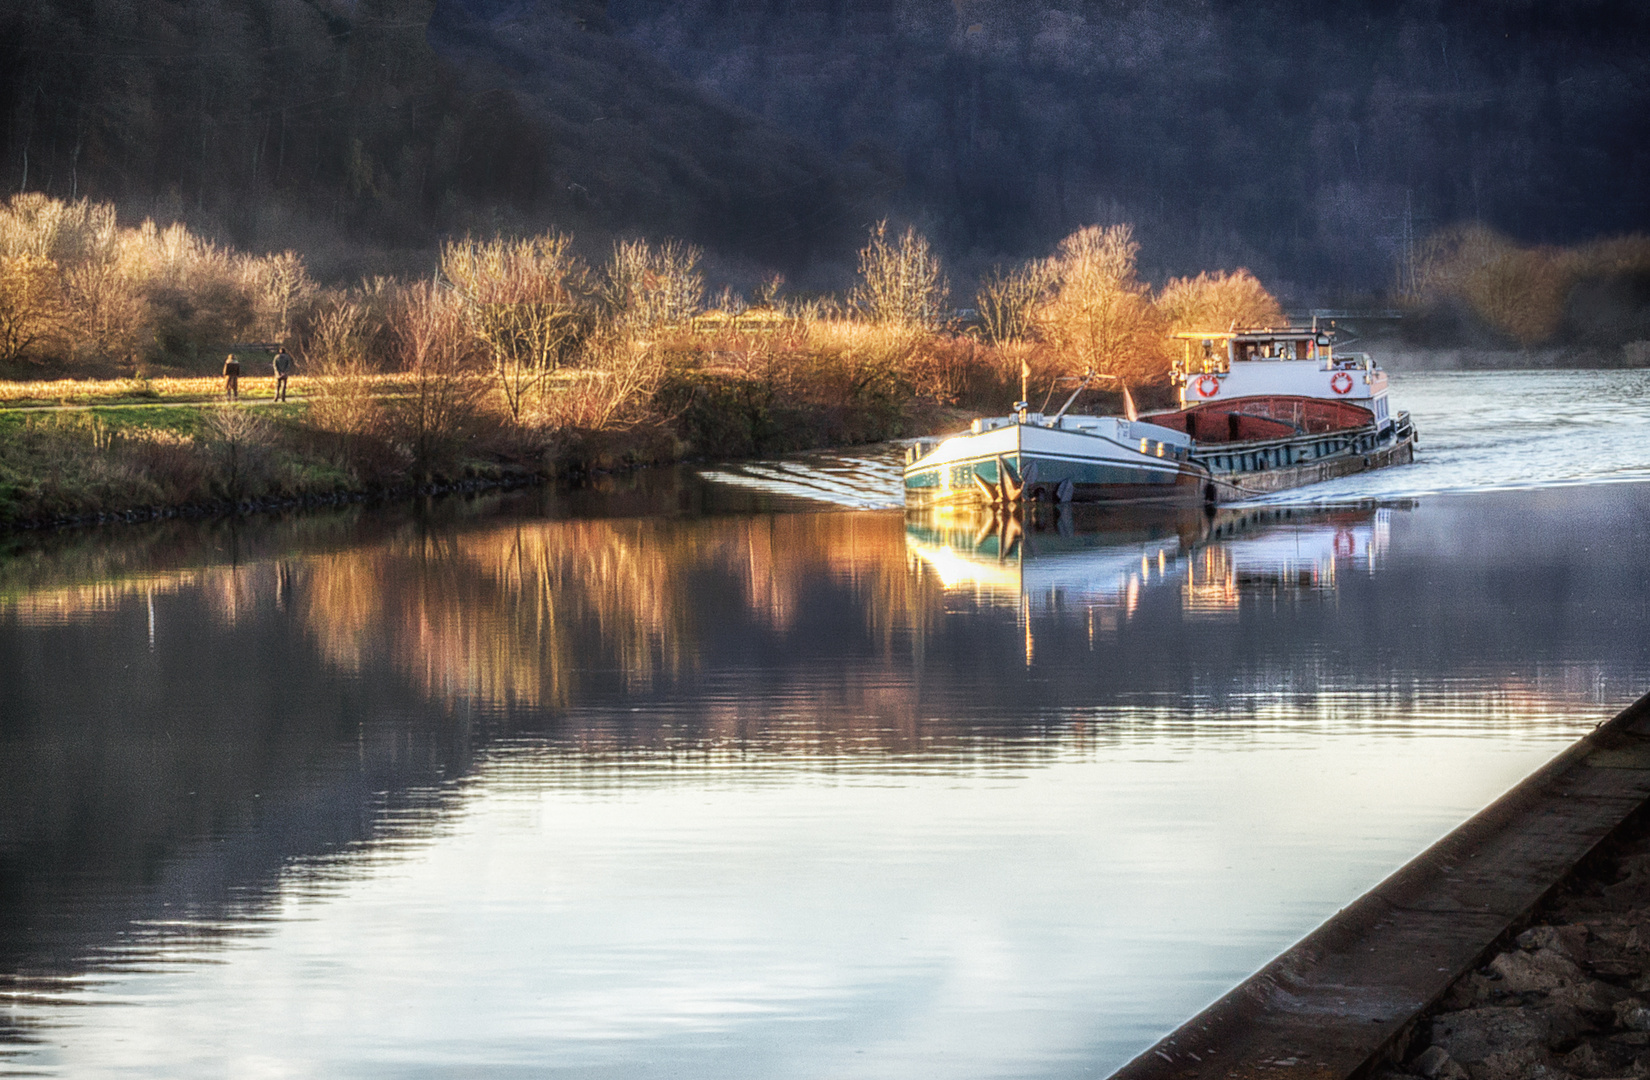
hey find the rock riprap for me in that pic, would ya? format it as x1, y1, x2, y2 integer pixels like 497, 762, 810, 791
1387, 827, 1650, 1080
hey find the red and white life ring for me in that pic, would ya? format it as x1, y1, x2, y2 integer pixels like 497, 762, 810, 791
1333, 529, 1356, 557
1194, 374, 1221, 398
1329, 371, 1355, 395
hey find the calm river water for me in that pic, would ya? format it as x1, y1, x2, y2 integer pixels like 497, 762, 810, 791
2, 370, 1649, 1078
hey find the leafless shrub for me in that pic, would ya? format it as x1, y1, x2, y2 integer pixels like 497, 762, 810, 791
601, 238, 704, 335
387, 281, 485, 477
302, 297, 385, 439
201, 405, 274, 500
754, 273, 784, 309
902, 334, 1008, 407
708, 285, 747, 316
535, 331, 670, 433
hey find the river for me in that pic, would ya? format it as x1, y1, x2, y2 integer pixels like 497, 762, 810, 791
2, 369, 1648, 1078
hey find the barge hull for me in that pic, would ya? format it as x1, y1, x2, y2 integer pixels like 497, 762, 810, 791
1200, 434, 1415, 503
905, 470, 1204, 509
903, 420, 1200, 509
905, 429, 1415, 508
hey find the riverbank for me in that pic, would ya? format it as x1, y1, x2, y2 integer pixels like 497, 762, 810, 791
1374, 343, 1650, 371
0, 373, 983, 531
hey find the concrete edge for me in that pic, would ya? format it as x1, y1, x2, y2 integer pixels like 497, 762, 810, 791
1107, 688, 1650, 1080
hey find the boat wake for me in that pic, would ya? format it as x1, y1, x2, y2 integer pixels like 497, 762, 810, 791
1246, 369, 1650, 504
697, 447, 908, 509
697, 369, 1650, 509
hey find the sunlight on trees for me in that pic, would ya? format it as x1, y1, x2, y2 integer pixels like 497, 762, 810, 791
1156, 269, 1282, 336
1035, 224, 1164, 384
0, 193, 316, 368
853, 221, 949, 331
602, 239, 704, 334
1415, 226, 1559, 345
441, 233, 591, 423
1412, 226, 1650, 346
0, 254, 64, 365
391, 282, 483, 477
975, 261, 1051, 348
303, 299, 384, 438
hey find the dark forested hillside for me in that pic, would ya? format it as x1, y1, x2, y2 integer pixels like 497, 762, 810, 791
607, 0, 1650, 294
0, 0, 874, 275
1, 0, 1646, 295
427, 0, 881, 269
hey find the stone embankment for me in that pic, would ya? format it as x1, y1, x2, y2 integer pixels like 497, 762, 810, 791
1109, 691, 1650, 1080
1381, 818, 1650, 1080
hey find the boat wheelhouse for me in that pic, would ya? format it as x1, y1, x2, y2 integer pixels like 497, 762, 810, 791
902, 327, 1416, 508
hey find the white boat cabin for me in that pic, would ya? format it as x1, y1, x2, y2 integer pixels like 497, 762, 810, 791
1171, 329, 1395, 431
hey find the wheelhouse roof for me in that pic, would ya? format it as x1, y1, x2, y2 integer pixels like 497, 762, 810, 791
1173, 328, 1333, 344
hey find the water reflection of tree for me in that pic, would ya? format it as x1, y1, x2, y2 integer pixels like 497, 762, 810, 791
294, 512, 934, 713
0, 509, 939, 722
0, 510, 943, 997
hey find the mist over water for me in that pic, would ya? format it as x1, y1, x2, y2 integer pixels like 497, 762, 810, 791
2, 371, 1649, 1078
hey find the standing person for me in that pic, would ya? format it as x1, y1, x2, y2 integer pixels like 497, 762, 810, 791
272, 347, 295, 402
223, 353, 241, 400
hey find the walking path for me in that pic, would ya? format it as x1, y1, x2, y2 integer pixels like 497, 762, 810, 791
1, 397, 304, 412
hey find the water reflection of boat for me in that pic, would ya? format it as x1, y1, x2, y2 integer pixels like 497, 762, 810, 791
904, 501, 1403, 614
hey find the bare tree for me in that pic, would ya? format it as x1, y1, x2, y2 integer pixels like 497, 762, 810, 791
0, 254, 64, 365
852, 220, 948, 330
304, 297, 382, 436
1155, 269, 1282, 336
249, 251, 313, 342
1413, 225, 1571, 346
443, 233, 590, 422
601, 238, 704, 333
1036, 224, 1163, 383
202, 405, 272, 502
390, 281, 482, 478
976, 260, 1051, 347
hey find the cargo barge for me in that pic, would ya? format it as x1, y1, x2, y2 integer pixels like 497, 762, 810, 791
902, 328, 1416, 507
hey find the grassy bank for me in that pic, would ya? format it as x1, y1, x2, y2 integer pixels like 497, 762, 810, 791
0, 358, 1000, 529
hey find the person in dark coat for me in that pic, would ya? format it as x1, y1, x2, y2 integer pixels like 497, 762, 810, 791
223, 354, 241, 400
272, 348, 295, 402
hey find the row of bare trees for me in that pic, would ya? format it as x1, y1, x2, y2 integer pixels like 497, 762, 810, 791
973, 224, 1282, 385
289, 230, 711, 477
1408, 225, 1650, 346
845, 219, 1281, 390
2, 192, 1295, 458
0, 193, 314, 368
